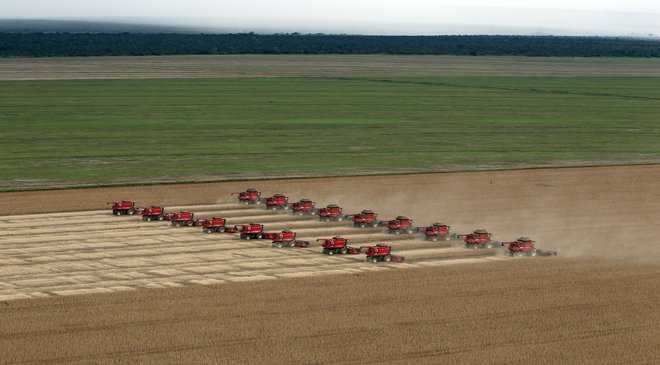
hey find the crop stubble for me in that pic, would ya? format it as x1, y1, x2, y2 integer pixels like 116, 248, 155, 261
1, 166, 659, 363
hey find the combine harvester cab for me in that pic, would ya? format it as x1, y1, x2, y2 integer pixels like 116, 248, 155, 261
364, 244, 406, 263
317, 237, 362, 255
236, 223, 265, 240
271, 230, 310, 248
140, 206, 165, 221
264, 194, 289, 210
202, 217, 228, 233
290, 199, 316, 216
170, 212, 196, 227
384, 216, 415, 234
108, 201, 137, 216
420, 222, 455, 241
347, 209, 380, 228
318, 204, 344, 222
506, 237, 557, 257
232, 188, 262, 205
460, 229, 503, 249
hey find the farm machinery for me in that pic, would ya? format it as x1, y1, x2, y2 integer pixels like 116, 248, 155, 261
318, 204, 344, 222
505, 237, 558, 257
264, 194, 289, 210
457, 229, 503, 249
232, 223, 265, 239
108, 201, 137, 216
290, 199, 316, 215
346, 209, 380, 228
232, 188, 262, 205
419, 222, 456, 241
270, 230, 310, 248
167, 212, 197, 227
317, 237, 362, 255
140, 206, 165, 221
383, 216, 415, 234
201, 218, 228, 233
364, 244, 406, 263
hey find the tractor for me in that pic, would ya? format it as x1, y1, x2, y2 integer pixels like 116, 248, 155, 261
270, 230, 310, 248
108, 201, 137, 216
505, 237, 558, 257
201, 217, 228, 233
383, 216, 415, 234
232, 188, 262, 205
169, 212, 196, 227
364, 244, 406, 263
235, 223, 265, 240
290, 199, 317, 215
458, 229, 503, 249
140, 206, 165, 221
346, 209, 380, 228
317, 237, 362, 255
318, 204, 344, 222
264, 194, 289, 210
420, 222, 454, 241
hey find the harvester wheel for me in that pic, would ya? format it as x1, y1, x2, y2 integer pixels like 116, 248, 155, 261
158, 216, 164, 221
486, 242, 493, 249
395, 230, 401, 235
144, 216, 151, 221
432, 237, 438, 242
340, 247, 348, 254
337, 216, 343, 221
406, 229, 414, 234
372, 222, 379, 228
187, 221, 194, 227
283, 205, 289, 210
114, 210, 121, 216
360, 223, 366, 228
290, 241, 296, 247
174, 222, 181, 227
257, 233, 263, 239
327, 249, 335, 255
384, 255, 392, 262
218, 227, 225, 233
128, 210, 135, 215
444, 235, 451, 241
276, 243, 283, 248
245, 235, 251, 240
203, 228, 211, 234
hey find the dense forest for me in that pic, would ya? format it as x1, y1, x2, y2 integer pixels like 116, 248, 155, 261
1, 33, 659, 57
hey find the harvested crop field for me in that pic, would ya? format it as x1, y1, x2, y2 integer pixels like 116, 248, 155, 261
1, 165, 659, 363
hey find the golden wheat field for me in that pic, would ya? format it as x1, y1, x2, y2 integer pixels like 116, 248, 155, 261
1, 166, 659, 363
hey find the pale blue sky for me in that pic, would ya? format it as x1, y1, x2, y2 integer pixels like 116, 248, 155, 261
3, 0, 659, 35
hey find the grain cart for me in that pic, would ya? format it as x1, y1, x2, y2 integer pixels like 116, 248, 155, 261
265, 194, 289, 210
235, 223, 265, 240
458, 229, 503, 249
201, 218, 228, 233
290, 199, 317, 215
170, 212, 196, 227
270, 230, 310, 248
108, 201, 137, 216
140, 206, 165, 221
505, 237, 558, 257
232, 188, 262, 205
346, 209, 380, 228
383, 216, 415, 234
318, 204, 344, 222
420, 223, 455, 241
364, 244, 406, 263
317, 237, 362, 255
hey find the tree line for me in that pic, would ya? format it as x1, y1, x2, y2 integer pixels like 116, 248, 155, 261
1, 33, 658, 57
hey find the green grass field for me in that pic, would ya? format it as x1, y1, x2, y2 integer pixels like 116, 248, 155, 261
1, 76, 659, 190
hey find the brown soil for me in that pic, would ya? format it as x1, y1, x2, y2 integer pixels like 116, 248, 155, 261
1, 166, 659, 363
3, 55, 660, 80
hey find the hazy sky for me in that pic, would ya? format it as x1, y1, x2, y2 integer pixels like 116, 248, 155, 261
4, 0, 660, 35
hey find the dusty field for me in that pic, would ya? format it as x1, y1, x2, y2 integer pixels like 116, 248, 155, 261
1, 166, 659, 363
3, 54, 660, 80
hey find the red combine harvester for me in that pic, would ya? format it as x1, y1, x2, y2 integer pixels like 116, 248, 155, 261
318, 204, 344, 222
201, 218, 228, 233
364, 244, 406, 263
169, 212, 196, 227
317, 237, 362, 255
234, 223, 265, 240
458, 229, 503, 249
346, 209, 380, 228
420, 222, 455, 241
290, 199, 316, 215
108, 201, 137, 216
140, 206, 165, 221
264, 194, 289, 210
506, 237, 558, 257
383, 216, 415, 234
270, 230, 310, 248
232, 188, 262, 205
